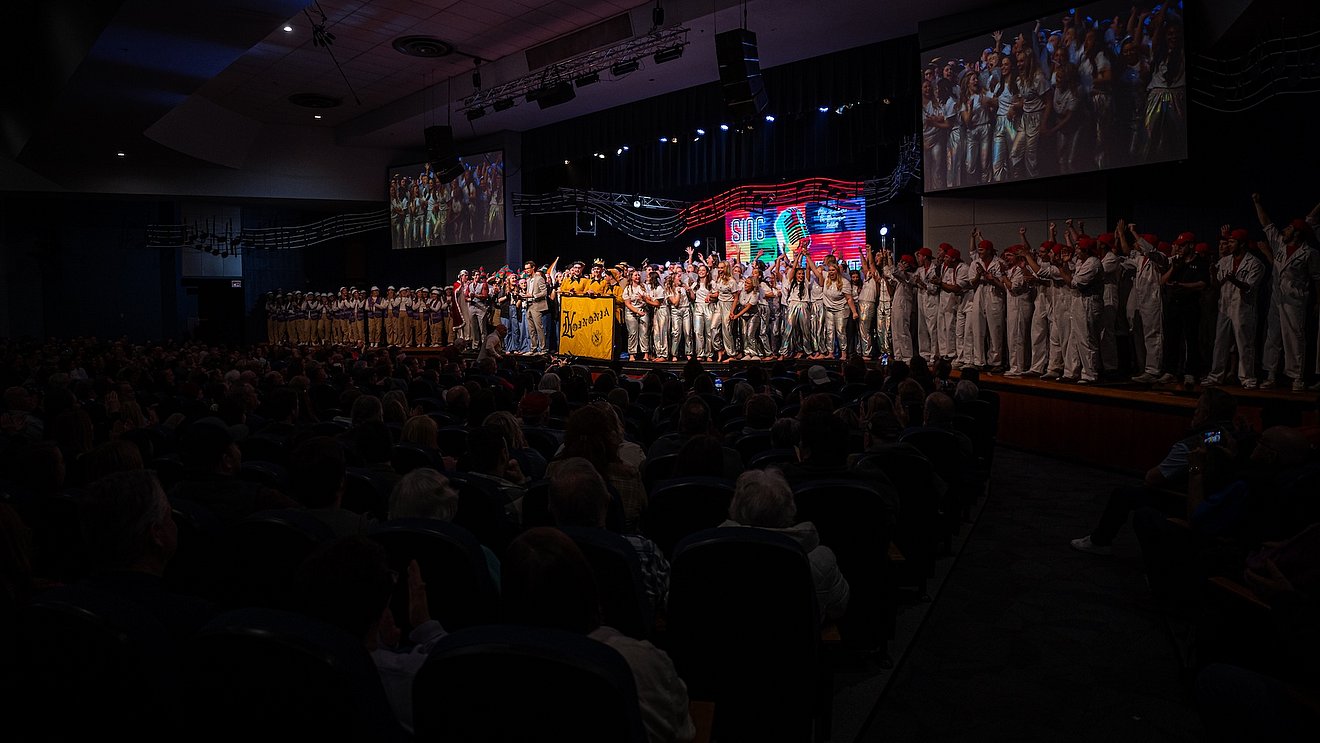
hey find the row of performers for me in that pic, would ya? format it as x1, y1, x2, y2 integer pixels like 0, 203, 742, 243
261, 198, 1319, 389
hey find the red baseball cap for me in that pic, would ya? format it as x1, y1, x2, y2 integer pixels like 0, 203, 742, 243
1175, 231, 1195, 244
977, 239, 994, 252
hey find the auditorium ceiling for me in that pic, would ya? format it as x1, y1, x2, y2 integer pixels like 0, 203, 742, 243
1, 0, 1272, 190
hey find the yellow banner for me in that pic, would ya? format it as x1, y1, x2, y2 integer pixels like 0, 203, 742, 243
558, 296, 615, 360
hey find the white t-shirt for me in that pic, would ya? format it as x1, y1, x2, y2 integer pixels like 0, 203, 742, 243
822, 279, 854, 311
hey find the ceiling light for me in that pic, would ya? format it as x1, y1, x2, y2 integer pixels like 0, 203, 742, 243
313, 114, 322, 119
492, 98, 515, 112
879, 226, 889, 236
819, 106, 829, 113
611, 59, 640, 76
622, 145, 629, 151
115, 151, 126, 158
835, 106, 846, 114
616, 148, 623, 155
696, 128, 705, 135
660, 137, 668, 143
564, 160, 571, 165
633, 199, 642, 208
719, 124, 729, 131
764, 115, 775, 122
283, 25, 293, 33
693, 137, 700, 142
882, 97, 892, 105
693, 239, 701, 248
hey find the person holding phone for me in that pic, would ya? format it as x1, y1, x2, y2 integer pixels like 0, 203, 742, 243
1071, 388, 1240, 555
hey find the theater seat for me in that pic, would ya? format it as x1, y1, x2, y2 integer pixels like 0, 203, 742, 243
644, 477, 735, 556
666, 527, 822, 742
181, 608, 404, 743
562, 525, 653, 640
413, 624, 646, 743
369, 518, 499, 635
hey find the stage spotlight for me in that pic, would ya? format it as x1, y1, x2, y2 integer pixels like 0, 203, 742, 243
465, 107, 485, 121
611, 59, 640, 76
660, 137, 669, 143
633, 198, 642, 208
764, 115, 775, 122
493, 98, 515, 112
616, 148, 623, 155
622, 145, 630, 151
575, 71, 600, 87
564, 159, 571, 165
653, 45, 684, 64
696, 128, 705, 135
693, 137, 700, 142
819, 106, 829, 113
879, 226, 889, 236
835, 105, 846, 114
719, 123, 729, 131
692, 239, 701, 248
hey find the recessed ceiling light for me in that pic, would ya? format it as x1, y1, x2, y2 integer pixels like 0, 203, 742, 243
115, 151, 126, 158
564, 159, 570, 165
719, 124, 729, 131
765, 115, 775, 122
313, 114, 322, 119
283, 25, 293, 33
696, 128, 706, 135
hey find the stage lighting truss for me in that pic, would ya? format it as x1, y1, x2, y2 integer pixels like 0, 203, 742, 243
461, 25, 689, 118
146, 210, 389, 251
511, 137, 921, 244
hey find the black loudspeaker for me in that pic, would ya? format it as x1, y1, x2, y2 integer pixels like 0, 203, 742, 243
715, 29, 768, 120
424, 126, 464, 183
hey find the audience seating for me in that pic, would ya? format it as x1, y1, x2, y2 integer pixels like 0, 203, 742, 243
414, 625, 647, 743
853, 450, 941, 595
522, 427, 562, 461
792, 478, 896, 652
641, 453, 681, 488
238, 436, 287, 465
667, 527, 823, 743
239, 460, 289, 489
181, 607, 404, 743
390, 443, 436, 475
732, 431, 774, 464
213, 509, 336, 609
435, 426, 469, 458
645, 476, 735, 556
369, 518, 499, 634
749, 448, 797, 469
342, 469, 390, 519
562, 525, 653, 640
16, 584, 177, 741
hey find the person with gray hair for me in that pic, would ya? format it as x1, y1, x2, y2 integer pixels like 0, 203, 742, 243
538, 372, 562, 393
720, 468, 849, 621
388, 468, 459, 522
953, 379, 980, 402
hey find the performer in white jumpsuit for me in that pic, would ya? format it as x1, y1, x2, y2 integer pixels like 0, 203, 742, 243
1058, 237, 1103, 384
887, 254, 918, 363
1023, 236, 1065, 378
1001, 246, 1034, 377
915, 246, 943, 362
1119, 223, 1169, 383
968, 236, 1006, 371
939, 247, 972, 368
1202, 228, 1266, 389
1253, 194, 1320, 391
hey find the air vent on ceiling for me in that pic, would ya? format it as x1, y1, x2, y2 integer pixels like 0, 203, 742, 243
393, 35, 455, 58
526, 13, 633, 70
287, 93, 342, 108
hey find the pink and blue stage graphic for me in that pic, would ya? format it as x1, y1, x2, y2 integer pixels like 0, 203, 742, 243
725, 197, 866, 265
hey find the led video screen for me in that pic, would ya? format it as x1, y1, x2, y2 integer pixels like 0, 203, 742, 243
388, 151, 505, 248
921, 1, 1187, 191
725, 198, 867, 266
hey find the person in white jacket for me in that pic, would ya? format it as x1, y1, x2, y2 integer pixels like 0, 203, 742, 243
1117, 221, 1169, 383
1058, 235, 1104, 384
1203, 227, 1266, 389
967, 233, 1007, 372
915, 246, 944, 362
1253, 193, 1320, 392
887, 253, 918, 362
1000, 243, 1034, 377
722, 468, 850, 622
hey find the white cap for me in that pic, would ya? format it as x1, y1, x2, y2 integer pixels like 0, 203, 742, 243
370, 285, 380, 291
